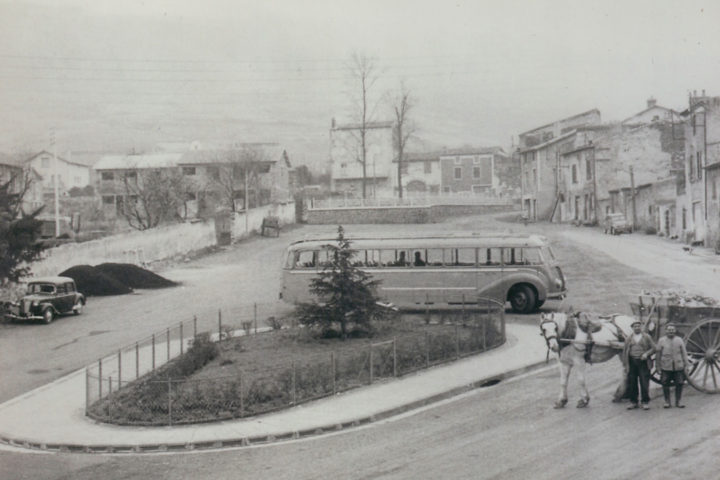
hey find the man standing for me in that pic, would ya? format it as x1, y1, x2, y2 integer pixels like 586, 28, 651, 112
656, 324, 690, 408
623, 319, 655, 410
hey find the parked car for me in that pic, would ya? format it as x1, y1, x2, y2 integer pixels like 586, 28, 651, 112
604, 213, 632, 235
4, 276, 85, 324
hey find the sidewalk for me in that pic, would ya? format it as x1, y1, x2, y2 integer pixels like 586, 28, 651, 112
0, 324, 546, 454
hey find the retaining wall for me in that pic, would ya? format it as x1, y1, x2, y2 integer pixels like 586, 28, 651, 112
305, 203, 517, 224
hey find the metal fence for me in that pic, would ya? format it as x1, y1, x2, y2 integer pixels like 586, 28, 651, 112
86, 299, 505, 426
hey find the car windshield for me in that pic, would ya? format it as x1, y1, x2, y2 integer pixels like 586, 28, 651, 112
28, 283, 55, 294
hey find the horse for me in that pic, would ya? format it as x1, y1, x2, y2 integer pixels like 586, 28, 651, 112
539, 311, 639, 408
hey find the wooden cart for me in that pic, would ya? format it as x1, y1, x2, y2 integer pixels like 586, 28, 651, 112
631, 293, 720, 393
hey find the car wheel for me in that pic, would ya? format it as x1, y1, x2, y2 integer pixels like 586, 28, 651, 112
509, 285, 537, 314
43, 309, 54, 324
73, 299, 84, 315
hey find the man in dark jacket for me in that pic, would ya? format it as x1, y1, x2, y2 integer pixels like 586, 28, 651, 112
623, 319, 656, 410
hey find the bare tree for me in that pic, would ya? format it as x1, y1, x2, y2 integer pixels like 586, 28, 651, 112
391, 83, 415, 199
208, 146, 268, 213
348, 53, 379, 199
120, 168, 191, 230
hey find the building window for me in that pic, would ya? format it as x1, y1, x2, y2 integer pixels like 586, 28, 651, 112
473, 166, 480, 179
206, 166, 220, 180
186, 192, 197, 201
713, 180, 717, 200
571, 165, 578, 184
424, 161, 432, 174
586, 159, 592, 181
697, 152, 703, 180
340, 163, 347, 169
473, 156, 481, 164
443, 186, 450, 193
124, 171, 137, 181
102, 195, 114, 205
532, 168, 537, 187
454, 167, 462, 179
648, 205, 653, 215
692, 114, 696, 136
682, 208, 687, 229
101, 172, 114, 181
454, 157, 461, 165
182, 167, 196, 176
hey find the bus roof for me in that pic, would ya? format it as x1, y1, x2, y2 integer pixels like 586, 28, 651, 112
286, 234, 549, 251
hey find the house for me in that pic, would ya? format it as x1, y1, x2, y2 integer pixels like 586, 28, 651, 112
178, 143, 292, 217
0, 154, 44, 214
93, 153, 184, 219
554, 99, 684, 227
678, 91, 720, 247
390, 151, 441, 195
23, 151, 92, 193
518, 109, 602, 220
329, 119, 394, 197
438, 147, 517, 197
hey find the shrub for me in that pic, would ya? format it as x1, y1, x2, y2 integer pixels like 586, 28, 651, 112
644, 226, 657, 235
164, 333, 218, 378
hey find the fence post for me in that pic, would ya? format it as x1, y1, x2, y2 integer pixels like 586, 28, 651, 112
425, 331, 430, 367
218, 309, 222, 342
425, 293, 430, 323
462, 294, 466, 324
85, 368, 90, 415
168, 377, 173, 426
108, 376, 112, 394
152, 334, 156, 370
369, 344, 374, 384
455, 324, 460, 359
180, 323, 184, 355
331, 352, 336, 394
393, 339, 397, 377
193, 315, 198, 338
118, 349, 122, 387
166, 328, 170, 361
482, 309, 487, 350
239, 372, 244, 417
98, 358, 103, 398
292, 362, 297, 405
135, 342, 139, 379
254, 303, 258, 334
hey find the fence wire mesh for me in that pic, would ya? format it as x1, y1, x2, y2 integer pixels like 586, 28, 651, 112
87, 299, 505, 426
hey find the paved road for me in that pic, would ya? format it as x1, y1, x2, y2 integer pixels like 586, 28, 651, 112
1, 216, 718, 479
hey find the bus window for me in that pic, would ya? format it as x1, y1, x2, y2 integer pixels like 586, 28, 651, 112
451, 248, 476, 266
483, 248, 502, 265
317, 248, 333, 268
363, 249, 381, 267
522, 247, 543, 265
502, 248, 518, 265
426, 249, 443, 266
380, 250, 400, 267
296, 250, 317, 268
412, 250, 426, 267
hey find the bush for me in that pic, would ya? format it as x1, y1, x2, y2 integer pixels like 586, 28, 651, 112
164, 333, 218, 378
644, 226, 657, 235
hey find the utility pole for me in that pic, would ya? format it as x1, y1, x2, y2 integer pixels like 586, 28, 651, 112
51, 129, 60, 237
629, 165, 637, 232
591, 144, 599, 224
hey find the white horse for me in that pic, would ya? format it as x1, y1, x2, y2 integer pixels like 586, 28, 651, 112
539, 312, 639, 408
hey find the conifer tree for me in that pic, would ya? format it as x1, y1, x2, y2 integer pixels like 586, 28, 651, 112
297, 225, 388, 339
0, 176, 44, 283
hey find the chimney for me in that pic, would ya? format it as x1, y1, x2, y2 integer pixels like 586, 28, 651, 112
646, 97, 657, 109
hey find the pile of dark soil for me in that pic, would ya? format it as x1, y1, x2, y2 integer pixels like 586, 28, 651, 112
59, 263, 178, 296
95, 263, 178, 289
60, 265, 133, 296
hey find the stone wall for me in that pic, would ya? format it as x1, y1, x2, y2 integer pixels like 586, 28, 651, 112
306, 203, 517, 224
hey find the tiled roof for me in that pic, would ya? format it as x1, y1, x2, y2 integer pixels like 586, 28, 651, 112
179, 144, 288, 166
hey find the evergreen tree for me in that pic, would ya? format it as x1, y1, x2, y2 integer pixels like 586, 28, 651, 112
297, 225, 389, 339
0, 177, 44, 283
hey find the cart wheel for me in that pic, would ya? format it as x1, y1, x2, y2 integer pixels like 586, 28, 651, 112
684, 319, 720, 393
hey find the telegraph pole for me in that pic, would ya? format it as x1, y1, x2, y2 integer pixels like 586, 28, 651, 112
629, 165, 637, 232
51, 129, 60, 237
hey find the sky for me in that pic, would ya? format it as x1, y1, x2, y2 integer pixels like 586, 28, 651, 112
1, 0, 719, 171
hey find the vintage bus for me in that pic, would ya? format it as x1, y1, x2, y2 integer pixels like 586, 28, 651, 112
280, 234, 566, 313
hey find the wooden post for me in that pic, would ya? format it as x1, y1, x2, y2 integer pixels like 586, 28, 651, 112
85, 368, 90, 415
369, 344, 374, 384
218, 309, 222, 342
98, 358, 103, 398
180, 323, 184, 355
193, 315, 197, 338
166, 328, 170, 361
239, 372, 244, 417
254, 303, 258, 334
455, 324, 460, 358
482, 315, 487, 350
331, 352, 336, 394
425, 293, 430, 324
292, 362, 297, 405
118, 349, 122, 387
393, 339, 397, 377
135, 342, 139, 379
152, 334, 156, 370
425, 331, 430, 367
168, 377, 173, 426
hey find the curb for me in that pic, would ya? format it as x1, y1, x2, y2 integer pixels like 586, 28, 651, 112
0, 359, 549, 455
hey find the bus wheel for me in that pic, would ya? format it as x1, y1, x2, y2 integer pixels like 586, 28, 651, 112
509, 285, 536, 314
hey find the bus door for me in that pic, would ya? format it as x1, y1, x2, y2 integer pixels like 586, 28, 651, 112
476, 247, 506, 303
